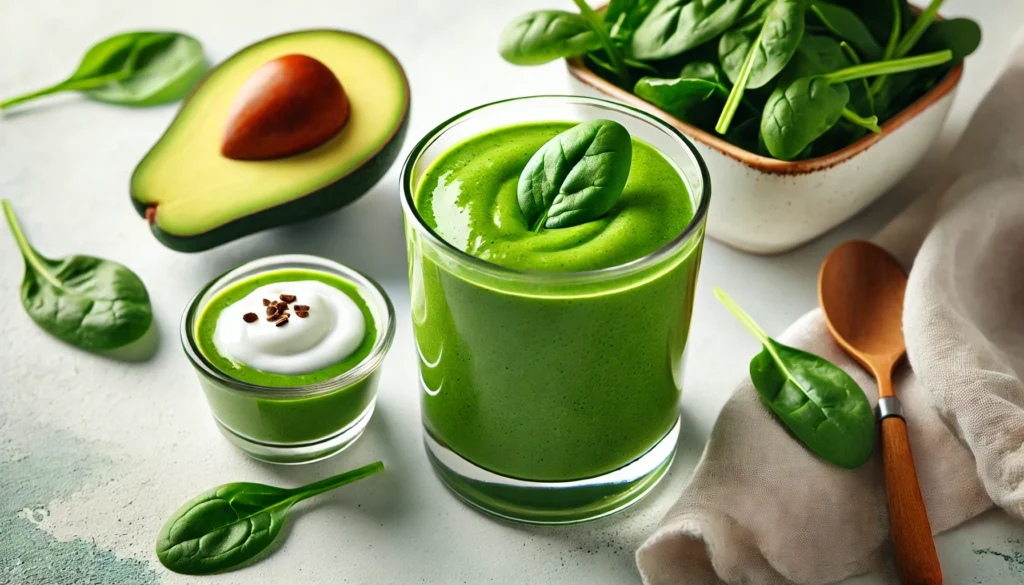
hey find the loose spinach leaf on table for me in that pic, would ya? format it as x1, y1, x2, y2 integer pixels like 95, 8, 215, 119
715, 0, 807, 134
630, 0, 749, 61
517, 119, 632, 232
85, 33, 206, 106
2, 199, 152, 351
156, 462, 384, 575
1, 32, 206, 110
762, 50, 951, 159
715, 288, 874, 469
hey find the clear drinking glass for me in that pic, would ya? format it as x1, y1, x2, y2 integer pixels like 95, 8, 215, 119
181, 254, 395, 464
401, 96, 711, 523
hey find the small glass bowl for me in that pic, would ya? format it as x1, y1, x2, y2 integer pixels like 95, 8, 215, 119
181, 254, 395, 465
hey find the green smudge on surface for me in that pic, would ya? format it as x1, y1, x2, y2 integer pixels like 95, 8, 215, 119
0, 414, 160, 585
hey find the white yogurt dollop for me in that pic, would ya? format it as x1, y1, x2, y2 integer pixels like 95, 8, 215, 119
213, 280, 366, 375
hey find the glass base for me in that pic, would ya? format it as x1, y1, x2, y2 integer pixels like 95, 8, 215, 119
424, 416, 679, 525
214, 399, 376, 465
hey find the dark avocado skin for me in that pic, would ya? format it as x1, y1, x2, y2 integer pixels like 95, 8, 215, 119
129, 29, 410, 253
131, 113, 408, 253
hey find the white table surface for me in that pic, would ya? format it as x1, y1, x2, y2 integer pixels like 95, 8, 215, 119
2, 1, 1024, 584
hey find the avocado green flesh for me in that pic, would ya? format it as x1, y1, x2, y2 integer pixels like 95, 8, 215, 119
131, 30, 408, 243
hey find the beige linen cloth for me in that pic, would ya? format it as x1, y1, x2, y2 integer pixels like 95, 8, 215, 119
636, 40, 1024, 585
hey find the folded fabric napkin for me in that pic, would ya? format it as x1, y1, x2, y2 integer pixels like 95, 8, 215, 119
636, 36, 1024, 585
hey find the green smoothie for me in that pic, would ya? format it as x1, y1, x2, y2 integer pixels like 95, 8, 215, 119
410, 121, 702, 481
194, 268, 379, 444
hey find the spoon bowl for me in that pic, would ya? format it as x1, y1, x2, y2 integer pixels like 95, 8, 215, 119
819, 240, 908, 378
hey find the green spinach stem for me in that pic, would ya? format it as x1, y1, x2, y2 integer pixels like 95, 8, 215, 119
713, 287, 794, 379
2, 199, 60, 288
715, 25, 766, 134
531, 209, 549, 233
572, 0, 631, 87
839, 42, 875, 115
841, 108, 881, 132
895, 0, 943, 58
285, 461, 384, 503
869, 0, 910, 96
824, 50, 951, 84
1, 70, 135, 109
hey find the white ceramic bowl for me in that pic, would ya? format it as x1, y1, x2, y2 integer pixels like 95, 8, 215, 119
567, 59, 961, 255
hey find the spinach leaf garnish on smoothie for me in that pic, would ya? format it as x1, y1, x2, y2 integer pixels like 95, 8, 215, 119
156, 461, 384, 574
2, 199, 153, 351
715, 288, 874, 468
517, 119, 632, 231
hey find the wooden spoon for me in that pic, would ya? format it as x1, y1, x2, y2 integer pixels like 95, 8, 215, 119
818, 240, 941, 585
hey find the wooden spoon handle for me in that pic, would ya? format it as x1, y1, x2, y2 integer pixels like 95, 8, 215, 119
881, 415, 942, 584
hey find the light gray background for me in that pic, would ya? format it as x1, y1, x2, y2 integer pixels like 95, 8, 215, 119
2, 1, 1023, 584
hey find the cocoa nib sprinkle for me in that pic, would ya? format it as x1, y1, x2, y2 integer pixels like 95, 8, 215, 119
243, 292, 306, 326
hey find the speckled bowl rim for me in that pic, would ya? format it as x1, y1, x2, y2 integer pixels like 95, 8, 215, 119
180, 254, 396, 398
566, 6, 964, 175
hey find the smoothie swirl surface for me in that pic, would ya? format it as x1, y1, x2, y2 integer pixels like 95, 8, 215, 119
414, 122, 694, 271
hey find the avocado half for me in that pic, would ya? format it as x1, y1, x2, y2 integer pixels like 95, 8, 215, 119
131, 30, 410, 252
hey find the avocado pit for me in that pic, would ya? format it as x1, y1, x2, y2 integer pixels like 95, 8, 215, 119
221, 54, 350, 161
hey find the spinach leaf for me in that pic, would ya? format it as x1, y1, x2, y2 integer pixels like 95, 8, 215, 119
715, 0, 807, 134
809, 1, 883, 61
634, 61, 729, 118
607, 0, 657, 42
762, 76, 850, 160
715, 289, 874, 469
919, 18, 981, 63
831, 0, 908, 44
718, 0, 808, 88
630, 0, 750, 61
635, 76, 723, 117
85, 33, 206, 106
2, 199, 152, 351
780, 33, 849, 81
762, 50, 951, 159
1, 32, 206, 110
156, 462, 384, 575
572, 0, 633, 86
498, 11, 602, 65
517, 120, 632, 231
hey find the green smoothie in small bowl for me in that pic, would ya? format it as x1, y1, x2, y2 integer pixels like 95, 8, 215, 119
402, 96, 710, 523
181, 255, 394, 464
